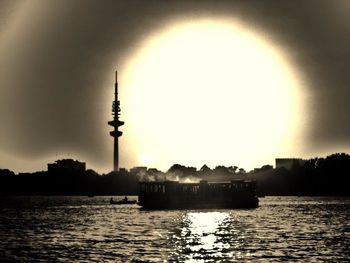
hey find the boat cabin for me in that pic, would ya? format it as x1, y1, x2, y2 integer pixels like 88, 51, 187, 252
138, 180, 258, 209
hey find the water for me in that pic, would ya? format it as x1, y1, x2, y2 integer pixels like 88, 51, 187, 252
0, 196, 349, 262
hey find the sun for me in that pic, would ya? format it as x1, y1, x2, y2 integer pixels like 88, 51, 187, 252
120, 19, 306, 170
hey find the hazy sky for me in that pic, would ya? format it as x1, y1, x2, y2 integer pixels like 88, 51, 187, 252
0, 0, 350, 173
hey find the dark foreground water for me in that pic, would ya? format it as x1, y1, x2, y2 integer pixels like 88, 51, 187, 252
0, 196, 349, 262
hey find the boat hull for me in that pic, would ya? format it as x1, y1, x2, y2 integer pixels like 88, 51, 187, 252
138, 197, 259, 210
110, 200, 137, 205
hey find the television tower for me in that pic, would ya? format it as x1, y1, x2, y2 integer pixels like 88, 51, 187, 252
108, 71, 124, 172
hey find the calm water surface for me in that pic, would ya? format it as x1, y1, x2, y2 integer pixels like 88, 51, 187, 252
0, 196, 349, 262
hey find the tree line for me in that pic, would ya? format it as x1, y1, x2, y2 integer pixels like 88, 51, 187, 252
0, 153, 349, 196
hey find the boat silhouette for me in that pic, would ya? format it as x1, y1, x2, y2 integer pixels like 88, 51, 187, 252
138, 180, 259, 209
109, 197, 137, 205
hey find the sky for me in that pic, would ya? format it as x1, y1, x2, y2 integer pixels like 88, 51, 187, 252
0, 0, 350, 173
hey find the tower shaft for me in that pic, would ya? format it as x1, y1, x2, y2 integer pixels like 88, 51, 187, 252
113, 127, 119, 172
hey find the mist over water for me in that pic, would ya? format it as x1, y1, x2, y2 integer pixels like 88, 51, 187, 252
0, 196, 349, 262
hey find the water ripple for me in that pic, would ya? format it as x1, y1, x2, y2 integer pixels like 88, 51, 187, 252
0, 196, 349, 262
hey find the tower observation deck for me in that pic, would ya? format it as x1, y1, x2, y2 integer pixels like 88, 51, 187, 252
108, 71, 124, 172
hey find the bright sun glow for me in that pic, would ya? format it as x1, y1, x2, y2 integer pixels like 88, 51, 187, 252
120, 19, 305, 170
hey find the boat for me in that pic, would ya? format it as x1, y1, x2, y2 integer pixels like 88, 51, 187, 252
138, 180, 259, 209
109, 197, 137, 205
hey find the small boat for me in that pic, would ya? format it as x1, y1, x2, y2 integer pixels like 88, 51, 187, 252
109, 197, 137, 205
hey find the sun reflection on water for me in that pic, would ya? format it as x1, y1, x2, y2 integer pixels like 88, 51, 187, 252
172, 211, 239, 262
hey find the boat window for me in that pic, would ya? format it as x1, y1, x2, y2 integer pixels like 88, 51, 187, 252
194, 185, 199, 192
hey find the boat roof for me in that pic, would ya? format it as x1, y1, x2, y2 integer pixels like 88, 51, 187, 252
139, 180, 255, 185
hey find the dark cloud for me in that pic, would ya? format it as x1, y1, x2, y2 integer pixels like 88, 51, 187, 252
0, 0, 349, 172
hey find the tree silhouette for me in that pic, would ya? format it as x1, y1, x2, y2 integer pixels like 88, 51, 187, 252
238, 168, 246, 174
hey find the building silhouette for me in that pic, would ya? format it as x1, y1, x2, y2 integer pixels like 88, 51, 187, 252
108, 71, 124, 172
275, 158, 305, 170
47, 159, 86, 176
